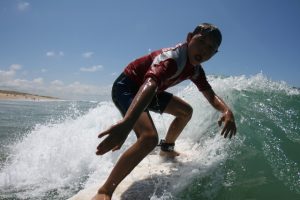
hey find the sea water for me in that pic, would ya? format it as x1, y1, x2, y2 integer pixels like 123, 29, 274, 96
0, 74, 299, 200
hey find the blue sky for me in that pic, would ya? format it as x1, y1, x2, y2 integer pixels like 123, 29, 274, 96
0, 0, 299, 100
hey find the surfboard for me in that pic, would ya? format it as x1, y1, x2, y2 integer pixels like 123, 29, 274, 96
68, 152, 193, 200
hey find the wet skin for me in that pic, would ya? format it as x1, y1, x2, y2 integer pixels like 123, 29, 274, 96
93, 33, 237, 200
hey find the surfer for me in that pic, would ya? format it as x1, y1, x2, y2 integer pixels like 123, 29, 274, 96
93, 23, 237, 200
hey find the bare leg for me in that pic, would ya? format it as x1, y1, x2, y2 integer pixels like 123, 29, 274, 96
160, 96, 193, 157
92, 111, 158, 200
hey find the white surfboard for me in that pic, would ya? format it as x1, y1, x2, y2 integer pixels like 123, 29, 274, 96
68, 152, 193, 200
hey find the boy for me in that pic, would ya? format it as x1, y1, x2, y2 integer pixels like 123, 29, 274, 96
93, 23, 237, 200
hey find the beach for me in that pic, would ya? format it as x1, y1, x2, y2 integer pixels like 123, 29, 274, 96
0, 90, 59, 101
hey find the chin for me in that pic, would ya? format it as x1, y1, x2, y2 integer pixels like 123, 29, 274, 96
193, 61, 202, 66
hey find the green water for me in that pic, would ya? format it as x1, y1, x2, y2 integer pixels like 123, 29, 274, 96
0, 75, 299, 200
179, 88, 300, 199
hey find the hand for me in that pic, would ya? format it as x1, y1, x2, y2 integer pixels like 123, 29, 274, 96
218, 110, 237, 139
96, 120, 131, 155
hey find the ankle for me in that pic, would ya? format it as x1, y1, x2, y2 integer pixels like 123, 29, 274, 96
98, 187, 112, 197
158, 139, 175, 152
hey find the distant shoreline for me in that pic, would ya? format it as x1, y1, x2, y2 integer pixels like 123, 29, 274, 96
0, 90, 59, 101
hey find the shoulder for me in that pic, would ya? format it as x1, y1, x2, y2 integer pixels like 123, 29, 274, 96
190, 65, 212, 91
152, 43, 187, 68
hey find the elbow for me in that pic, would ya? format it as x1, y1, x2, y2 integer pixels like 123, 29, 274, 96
144, 77, 158, 92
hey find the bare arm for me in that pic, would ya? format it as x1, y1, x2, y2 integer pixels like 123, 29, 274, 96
96, 77, 158, 155
202, 89, 237, 138
123, 77, 158, 127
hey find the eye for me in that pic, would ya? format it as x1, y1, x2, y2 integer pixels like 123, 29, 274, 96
207, 45, 218, 55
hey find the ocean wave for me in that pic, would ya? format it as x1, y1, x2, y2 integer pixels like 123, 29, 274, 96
0, 74, 299, 199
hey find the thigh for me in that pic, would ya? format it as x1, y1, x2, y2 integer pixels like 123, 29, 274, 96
133, 111, 158, 139
163, 95, 193, 117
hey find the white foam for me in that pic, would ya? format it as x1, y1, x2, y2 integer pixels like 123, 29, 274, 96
3, 74, 291, 198
0, 102, 123, 198
208, 73, 300, 95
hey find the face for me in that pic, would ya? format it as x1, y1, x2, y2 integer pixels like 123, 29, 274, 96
187, 33, 219, 66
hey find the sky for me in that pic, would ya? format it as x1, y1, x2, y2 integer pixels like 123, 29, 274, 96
0, 0, 299, 100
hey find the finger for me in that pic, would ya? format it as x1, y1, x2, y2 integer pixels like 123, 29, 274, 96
96, 148, 110, 155
223, 121, 231, 138
96, 136, 114, 155
229, 129, 234, 139
220, 120, 229, 136
96, 150, 103, 155
112, 145, 121, 151
233, 126, 237, 136
229, 123, 237, 138
98, 130, 109, 138
96, 143, 113, 155
97, 136, 112, 150
224, 128, 230, 138
230, 124, 237, 138
220, 127, 225, 136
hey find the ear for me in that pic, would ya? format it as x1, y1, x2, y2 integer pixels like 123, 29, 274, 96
186, 32, 193, 43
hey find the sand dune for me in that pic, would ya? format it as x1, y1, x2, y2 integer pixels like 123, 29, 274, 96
0, 90, 59, 101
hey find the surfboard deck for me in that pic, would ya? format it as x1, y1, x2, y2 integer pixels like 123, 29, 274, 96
68, 153, 193, 200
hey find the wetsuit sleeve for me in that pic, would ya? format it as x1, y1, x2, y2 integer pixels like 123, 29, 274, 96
190, 66, 212, 91
144, 59, 177, 87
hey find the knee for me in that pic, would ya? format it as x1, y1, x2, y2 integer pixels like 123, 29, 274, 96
139, 132, 159, 150
181, 104, 193, 120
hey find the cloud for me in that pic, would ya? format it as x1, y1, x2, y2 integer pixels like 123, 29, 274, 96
0, 64, 22, 82
0, 64, 43, 91
46, 52, 55, 57
80, 65, 103, 72
17, 2, 30, 11
0, 64, 111, 100
10, 64, 22, 70
41, 68, 48, 73
46, 51, 64, 57
82, 52, 94, 58
46, 80, 111, 100
51, 80, 64, 86
33, 78, 44, 85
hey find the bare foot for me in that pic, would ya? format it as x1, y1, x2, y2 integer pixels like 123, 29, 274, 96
159, 150, 180, 158
91, 193, 111, 200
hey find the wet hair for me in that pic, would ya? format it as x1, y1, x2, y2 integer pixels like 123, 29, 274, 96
192, 23, 222, 47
